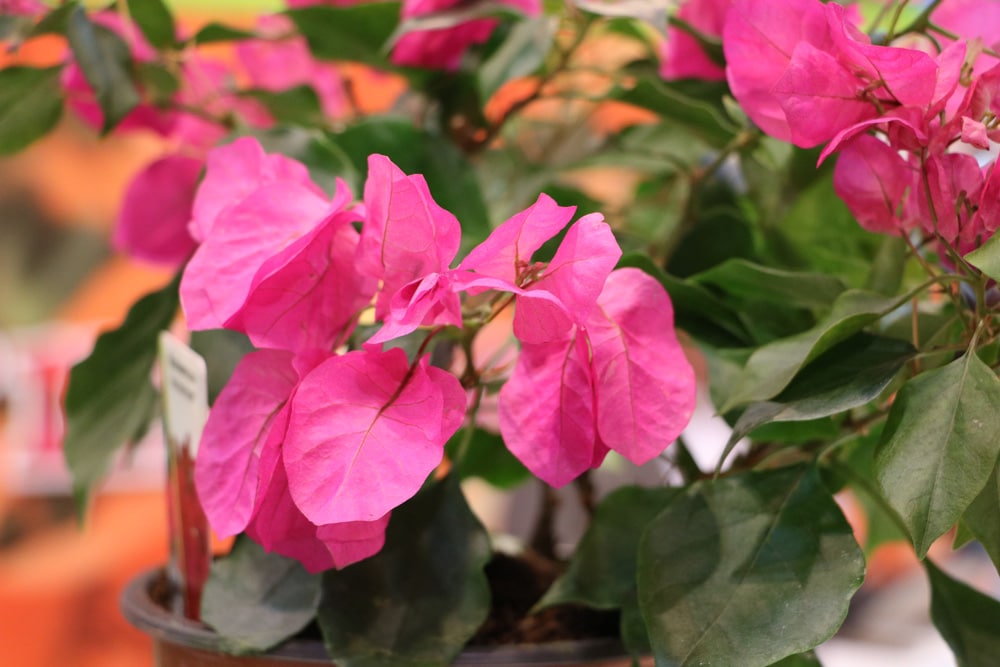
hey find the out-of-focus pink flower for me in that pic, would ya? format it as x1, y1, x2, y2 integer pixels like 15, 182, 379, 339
0, 0, 46, 16
113, 154, 203, 267
392, 0, 540, 71
237, 15, 348, 120
660, 0, 733, 81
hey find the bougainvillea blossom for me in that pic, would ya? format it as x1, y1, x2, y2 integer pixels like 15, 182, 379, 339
195, 349, 301, 538
189, 137, 323, 242
181, 181, 333, 332
227, 180, 375, 353
358, 154, 462, 318
113, 154, 203, 266
499, 268, 695, 486
391, 0, 541, 71
660, 0, 732, 81
283, 347, 466, 525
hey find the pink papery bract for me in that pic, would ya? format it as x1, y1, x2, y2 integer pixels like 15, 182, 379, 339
113, 153, 202, 267
660, 0, 732, 81
588, 268, 696, 465
513, 213, 620, 344
723, 0, 832, 143
771, 40, 878, 148
498, 332, 602, 488
180, 181, 332, 332
918, 152, 984, 245
391, 0, 540, 71
499, 268, 696, 486
832, 134, 917, 235
283, 347, 466, 524
358, 155, 461, 318
367, 271, 465, 345
195, 349, 299, 538
459, 193, 576, 285
228, 180, 375, 352
189, 137, 322, 242
248, 460, 390, 573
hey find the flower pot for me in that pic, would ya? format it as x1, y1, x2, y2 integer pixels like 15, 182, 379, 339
121, 569, 643, 667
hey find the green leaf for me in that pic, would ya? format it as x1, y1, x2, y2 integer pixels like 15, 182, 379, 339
875, 352, 1000, 557
63, 276, 180, 514
965, 231, 1000, 283
191, 22, 256, 44
66, 6, 140, 133
287, 2, 401, 66
126, 0, 176, 50
723, 290, 904, 411
201, 536, 322, 654
539, 486, 681, 656
245, 86, 326, 127
477, 16, 556, 101
637, 465, 864, 667
692, 259, 846, 311
769, 652, 823, 667
0, 66, 63, 154
318, 477, 491, 667
31, 3, 77, 37
445, 428, 531, 490
330, 120, 491, 251
927, 560, 1000, 667
725, 334, 915, 453
614, 76, 737, 147
962, 464, 1000, 571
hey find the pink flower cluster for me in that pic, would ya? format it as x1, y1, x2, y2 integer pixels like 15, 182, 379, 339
722, 0, 1000, 248
183, 137, 696, 572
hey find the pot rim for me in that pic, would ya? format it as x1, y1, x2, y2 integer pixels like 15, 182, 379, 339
121, 568, 633, 665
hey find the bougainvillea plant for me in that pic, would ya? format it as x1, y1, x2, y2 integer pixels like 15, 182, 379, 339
5, 0, 1000, 664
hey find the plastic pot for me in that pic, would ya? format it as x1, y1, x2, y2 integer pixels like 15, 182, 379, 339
121, 569, 643, 667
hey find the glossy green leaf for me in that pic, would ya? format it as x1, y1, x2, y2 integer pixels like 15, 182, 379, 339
539, 486, 681, 656
330, 120, 491, 250
769, 652, 823, 667
191, 22, 256, 44
875, 352, 1000, 557
0, 67, 63, 154
725, 334, 915, 454
927, 560, 1000, 667
637, 465, 864, 667
126, 0, 176, 50
30, 2, 76, 37
961, 465, 1000, 571
965, 232, 1000, 284
693, 259, 846, 311
66, 6, 140, 133
445, 428, 531, 490
318, 477, 491, 667
245, 86, 326, 127
723, 290, 903, 411
202, 536, 322, 654
63, 276, 179, 514
287, 3, 401, 66
477, 16, 556, 101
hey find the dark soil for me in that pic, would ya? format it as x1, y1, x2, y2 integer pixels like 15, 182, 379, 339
468, 550, 620, 645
